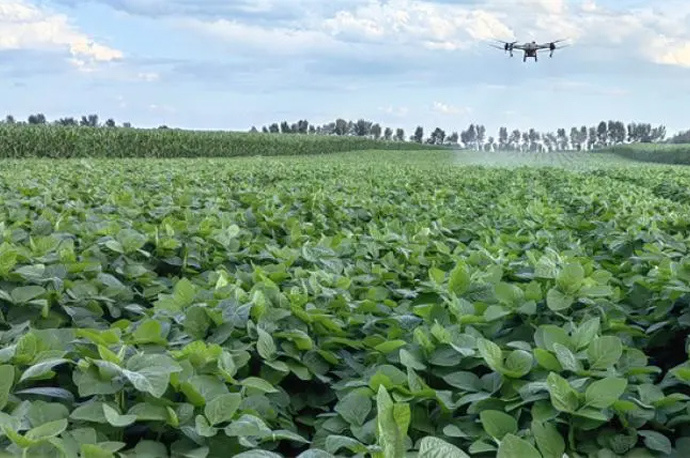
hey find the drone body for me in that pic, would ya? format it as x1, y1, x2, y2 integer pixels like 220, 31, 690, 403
491, 39, 569, 62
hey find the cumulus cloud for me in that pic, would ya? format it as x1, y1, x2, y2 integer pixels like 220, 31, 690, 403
432, 101, 470, 115
0, 0, 122, 66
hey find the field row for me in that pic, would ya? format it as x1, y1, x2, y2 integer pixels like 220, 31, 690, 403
0, 126, 442, 158
0, 155, 689, 457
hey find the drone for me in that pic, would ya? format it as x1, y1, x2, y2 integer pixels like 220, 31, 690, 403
490, 39, 569, 62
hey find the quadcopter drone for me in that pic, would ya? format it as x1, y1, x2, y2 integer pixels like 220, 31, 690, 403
490, 39, 569, 62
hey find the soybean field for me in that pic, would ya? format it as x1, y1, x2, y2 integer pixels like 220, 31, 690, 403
1, 148, 690, 458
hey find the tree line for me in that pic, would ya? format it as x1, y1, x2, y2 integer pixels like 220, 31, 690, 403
2, 113, 681, 150
256, 118, 670, 151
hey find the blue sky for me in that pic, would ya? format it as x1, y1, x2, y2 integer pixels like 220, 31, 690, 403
3, 0, 690, 137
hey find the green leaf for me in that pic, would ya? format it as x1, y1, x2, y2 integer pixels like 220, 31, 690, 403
335, 389, 372, 427
122, 353, 183, 398
531, 421, 565, 458
587, 336, 623, 370
584, 377, 628, 409
638, 430, 672, 455
25, 418, 68, 441
240, 376, 279, 394
448, 261, 470, 296
0, 365, 14, 410
11, 285, 46, 304
534, 349, 563, 372
375, 385, 406, 458
477, 338, 503, 372
546, 288, 574, 312
418, 436, 471, 458
479, 410, 517, 440
256, 327, 277, 361
546, 372, 579, 413
556, 262, 585, 295
497, 434, 542, 458
572, 317, 601, 350
552, 343, 582, 373
102, 404, 137, 427
204, 393, 242, 426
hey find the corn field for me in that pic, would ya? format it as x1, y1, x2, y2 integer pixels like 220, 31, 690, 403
0, 125, 443, 158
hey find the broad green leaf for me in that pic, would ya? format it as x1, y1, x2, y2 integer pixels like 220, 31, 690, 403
479, 410, 517, 440
335, 389, 372, 427
477, 338, 503, 372
546, 372, 579, 413
638, 430, 672, 455
587, 336, 623, 370
418, 436, 471, 458
531, 421, 565, 458
102, 404, 137, 427
497, 434, 542, 458
448, 261, 470, 296
584, 377, 628, 409
546, 288, 574, 312
0, 365, 14, 410
204, 393, 242, 426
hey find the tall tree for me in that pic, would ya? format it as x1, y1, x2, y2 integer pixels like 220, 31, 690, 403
383, 127, 393, 141
334, 119, 348, 135
476, 125, 486, 150
596, 121, 608, 147
371, 123, 382, 140
569, 127, 580, 150
395, 128, 405, 141
509, 129, 521, 151
447, 131, 459, 145
556, 128, 568, 150
498, 127, 508, 150
412, 126, 424, 143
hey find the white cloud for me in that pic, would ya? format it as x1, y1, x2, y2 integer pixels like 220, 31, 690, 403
432, 101, 470, 115
379, 105, 409, 117
0, 1, 122, 66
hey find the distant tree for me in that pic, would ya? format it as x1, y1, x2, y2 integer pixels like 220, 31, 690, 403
371, 123, 382, 140
262, 126, 269, 133
447, 131, 459, 145
579, 126, 588, 150
395, 128, 405, 142
528, 129, 540, 151
651, 125, 666, 142
4, 115, 15, 124
296, 119, 309, 134
498, 127, 508, 150
486, 136, 495, 151
249, 126, 258, 133
556, 128, 568, 150
476, 125, 486, 150
545, 132, 558, 152
123, 122, 132, 128
308, 125, 316, 134
269, 123, 279, 133
56, 117, 78, 126
158, 125, 169, 129
467, 124, 477, 149
588, 126, 597, 149
334, 119, 348, 135
427, 127, 445, 145
28, 113, 46, 125
509, 129, 521, 151
569, 127, 580, 150
353, 119, 372, 137
596, 121, 608, 147
280, 121, 290, 133
668, 129, 690, 143
80, 114, 99, 127
105, 118, 116, 128
383, 127, 393, 141
412, 126, 424, 143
